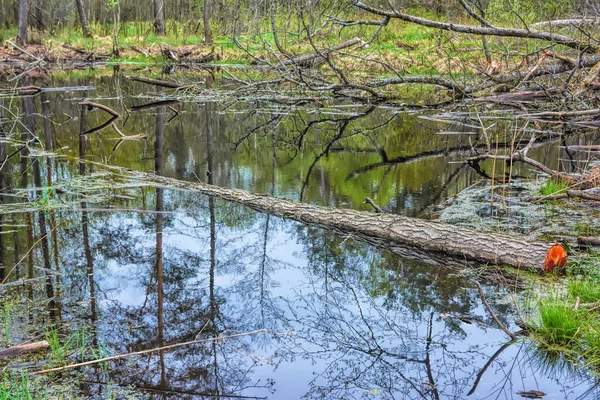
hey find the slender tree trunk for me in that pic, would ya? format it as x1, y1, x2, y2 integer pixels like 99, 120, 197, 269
17, 0, 27, 45
35, 0, 43, 30
75, 0, 91, 38
203, 0, 212, 45
153, 0, 165, 35
112, 1, 120, 57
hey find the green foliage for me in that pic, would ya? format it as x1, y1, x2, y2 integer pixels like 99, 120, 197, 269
529, 249, 600, 366
574, 222, 599, 237
568, 279, 600, 303
538, 178, 569, 196
486, 0, 575, 24
0, 370, 34, 400
46, 327, 88, 365
537, 300, 583, 344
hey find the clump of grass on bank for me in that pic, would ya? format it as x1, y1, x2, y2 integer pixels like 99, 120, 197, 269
529, 250, 600, 365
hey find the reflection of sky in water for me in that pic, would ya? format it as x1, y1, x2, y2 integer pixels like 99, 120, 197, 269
83, 196, 599, 400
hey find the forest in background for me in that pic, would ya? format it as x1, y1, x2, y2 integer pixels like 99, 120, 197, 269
1, 0, 600, 47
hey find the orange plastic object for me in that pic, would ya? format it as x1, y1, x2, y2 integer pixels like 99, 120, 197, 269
544, 243, 567, 273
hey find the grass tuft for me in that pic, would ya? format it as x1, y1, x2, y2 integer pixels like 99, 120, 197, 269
538, 178, 569, 196
537, 300, 583, 344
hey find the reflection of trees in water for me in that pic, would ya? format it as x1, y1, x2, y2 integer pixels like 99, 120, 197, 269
2, 77, 599, 397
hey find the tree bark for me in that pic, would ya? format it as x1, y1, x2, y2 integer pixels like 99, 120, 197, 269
153, 0, 165, 35
203, 0, 212, 45
17, 0, 27, 46
75, 0, 91, 38
97, 164, 552, 271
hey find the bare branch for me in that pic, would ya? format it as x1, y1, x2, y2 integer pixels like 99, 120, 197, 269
352, 1, 596, 52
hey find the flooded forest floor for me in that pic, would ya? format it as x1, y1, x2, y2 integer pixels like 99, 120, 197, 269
0, 59, 599, 400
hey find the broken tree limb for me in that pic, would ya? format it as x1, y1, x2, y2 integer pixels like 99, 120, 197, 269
281, 37, 363, 67
123, 75, 185, 89
79, 100, 120, 118
95, 162, 552, 271
0, 340, 49, 358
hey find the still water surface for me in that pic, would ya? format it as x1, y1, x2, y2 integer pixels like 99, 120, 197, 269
0, 66, 598, 399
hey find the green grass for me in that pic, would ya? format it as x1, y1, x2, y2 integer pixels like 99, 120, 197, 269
568, 279, 600, 303
0, 370, 34, 400
574, 222, 599, 237
537, 300, 583, 344
529, 249, 600, 368
46, 327, 88, 365
538, 178, 569, 196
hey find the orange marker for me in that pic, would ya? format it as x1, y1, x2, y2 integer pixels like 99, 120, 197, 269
544, 243, 567, 273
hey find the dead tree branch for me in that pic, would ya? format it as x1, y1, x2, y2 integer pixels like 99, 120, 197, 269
352, 1, 596, 52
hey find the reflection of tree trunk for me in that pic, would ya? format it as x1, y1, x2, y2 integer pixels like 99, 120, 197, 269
41, 92, 62, 319
79, 89, 97, 336
0, 139, 5, 281
312, 114, 327, 206
23, 91, 55, 317
424, 312, 440, 400
21, 92, 34, 316
205, 77, 221, 395
154, 95, 167, 390
259, 131, 277, 324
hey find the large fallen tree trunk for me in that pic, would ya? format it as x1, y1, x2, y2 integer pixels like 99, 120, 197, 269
100, 164, 552, 271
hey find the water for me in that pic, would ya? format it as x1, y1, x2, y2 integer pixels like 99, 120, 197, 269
0, 66, 598, 399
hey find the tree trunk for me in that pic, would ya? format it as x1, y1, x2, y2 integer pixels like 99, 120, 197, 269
203, 0, 212, 45
153, 0, 165, 35
75, 0, 91, 38
17, 0, 27, 45
35, 0, 43, 30
98, 164, 552, 271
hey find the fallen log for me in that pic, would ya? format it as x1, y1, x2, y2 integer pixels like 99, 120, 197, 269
99, 163, 552, 271
0, 340, 49, 358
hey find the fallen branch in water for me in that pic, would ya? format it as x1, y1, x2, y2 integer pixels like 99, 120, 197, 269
32, 330, 270, 375
79, 100, 120, 118
124, 75, 185, 89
